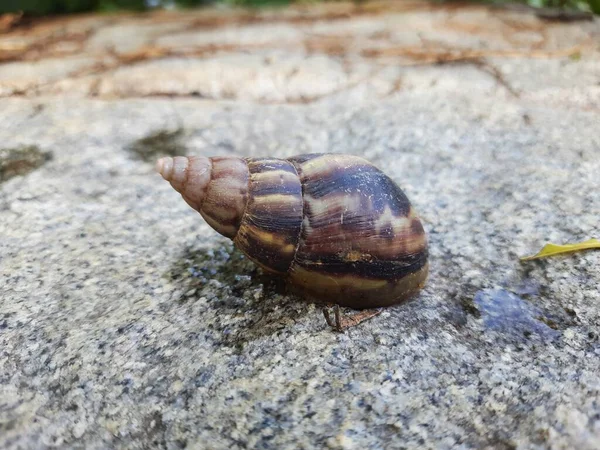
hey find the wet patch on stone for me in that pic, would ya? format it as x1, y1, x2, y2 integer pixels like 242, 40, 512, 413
0, 145, 52, 183
474, 288, 560, 341
164, 242, 312, 345
165, 242, 288, 297
127, 128, 187, 162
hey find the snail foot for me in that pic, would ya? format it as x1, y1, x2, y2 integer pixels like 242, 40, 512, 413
322, 305, 382, 332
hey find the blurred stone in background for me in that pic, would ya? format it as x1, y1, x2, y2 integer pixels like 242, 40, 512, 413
1, 0, 599, 15
1, 1, 599, 449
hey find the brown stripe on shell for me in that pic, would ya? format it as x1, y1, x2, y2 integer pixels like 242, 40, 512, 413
296, 218, 427, 262
247, 196, 303, 234
288, 262, 429, 308
250, 170, 300, 198
235, 224, 298, 274
293, 245, 428, 280
291, 153, 375, 180
233, 157, 303, 274
201, 212, 239, 239
209, 156, 233, 164
297, 155, 411, 217
286, 153, 324, 165
211, 157, 249, 180
247, 158, 298, 175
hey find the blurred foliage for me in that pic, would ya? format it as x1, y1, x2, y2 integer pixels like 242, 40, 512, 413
523, 0, 599, 14
0, 0, 598, 15
1, 0, 97, 14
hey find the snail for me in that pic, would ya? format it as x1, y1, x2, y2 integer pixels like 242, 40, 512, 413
156, 153, 428, 331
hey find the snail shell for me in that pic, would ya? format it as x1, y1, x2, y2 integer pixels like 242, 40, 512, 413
156, 153, 428, 309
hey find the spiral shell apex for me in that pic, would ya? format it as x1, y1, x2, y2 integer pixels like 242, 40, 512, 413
157, 153, 428, 309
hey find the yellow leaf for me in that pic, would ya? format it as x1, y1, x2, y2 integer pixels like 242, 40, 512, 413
520, 238, 600, 261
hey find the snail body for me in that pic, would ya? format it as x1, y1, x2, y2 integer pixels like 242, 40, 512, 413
156, 153, 428, 309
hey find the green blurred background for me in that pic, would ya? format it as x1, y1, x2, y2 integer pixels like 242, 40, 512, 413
0, 0, 597, 16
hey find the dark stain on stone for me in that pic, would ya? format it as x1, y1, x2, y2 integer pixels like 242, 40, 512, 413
536, 316, 559, 330
564, 307, 577, 317
164, 241, 312, 344
484, 434, 518, 450
127, 128, 187, 163
141, 411, 167, 449
0, 145, 52, 183
166, 242, 292, 301
174, 439, 187, 449
0, 419, 17, 432
27, 103, 45, 119
442, 285, 482, 328
460, 295, 481, 318
166, 243, 257, 294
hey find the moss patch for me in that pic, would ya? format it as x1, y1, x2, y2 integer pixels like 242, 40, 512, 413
127, 128, 187, 163
0, 145, 52, 183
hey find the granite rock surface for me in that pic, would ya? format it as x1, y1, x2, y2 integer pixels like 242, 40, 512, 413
1, 2, 599, 449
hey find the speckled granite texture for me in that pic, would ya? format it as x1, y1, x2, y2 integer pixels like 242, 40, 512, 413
1, 3, 599, 449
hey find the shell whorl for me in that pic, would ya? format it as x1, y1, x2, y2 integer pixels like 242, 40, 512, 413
285, 153, 428, 308
233, 158, 303, 274
156, 155, 249, 238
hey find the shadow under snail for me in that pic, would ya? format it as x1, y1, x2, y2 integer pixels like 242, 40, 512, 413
156, 153, 428, 331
